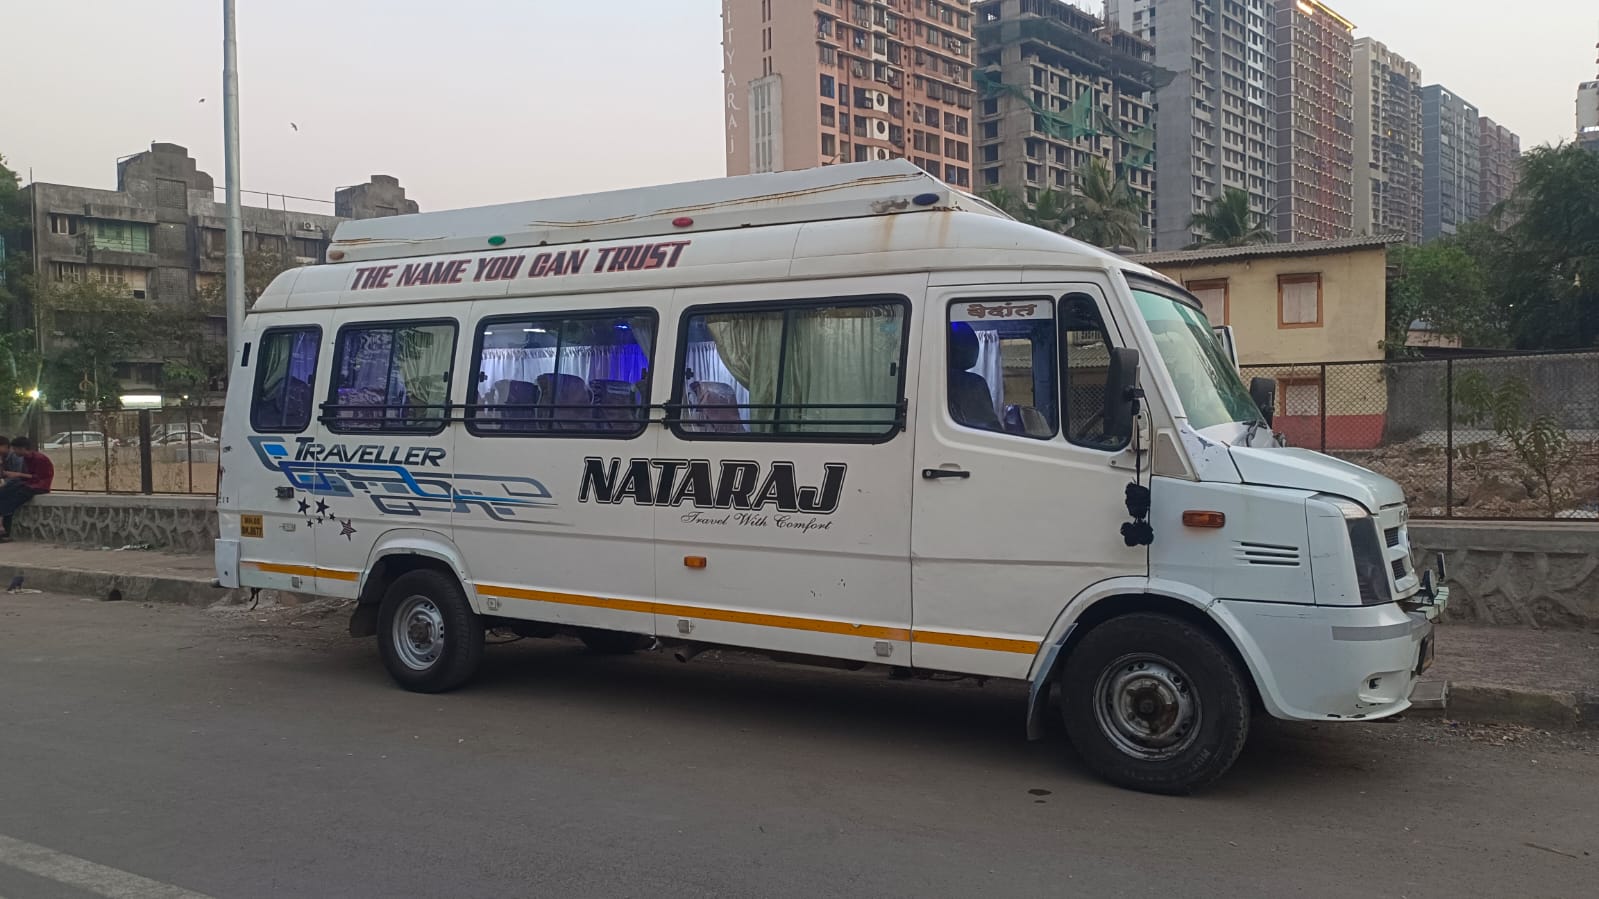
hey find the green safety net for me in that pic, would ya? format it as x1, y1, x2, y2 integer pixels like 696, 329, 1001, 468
975, 69, 1154, 170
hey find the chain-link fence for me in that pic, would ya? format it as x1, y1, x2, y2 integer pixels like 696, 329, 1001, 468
27, 406, 224, 495
1243, 351, 1599, 520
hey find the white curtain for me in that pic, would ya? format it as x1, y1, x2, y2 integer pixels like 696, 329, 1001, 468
682, 341, 751, 407
972, 328, 1004, 419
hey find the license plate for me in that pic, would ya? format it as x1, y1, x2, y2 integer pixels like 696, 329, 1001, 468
240, 514, 264, 538
1415, 634, 1435, 675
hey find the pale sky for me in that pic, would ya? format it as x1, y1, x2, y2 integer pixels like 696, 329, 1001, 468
6, 0, 1596, 213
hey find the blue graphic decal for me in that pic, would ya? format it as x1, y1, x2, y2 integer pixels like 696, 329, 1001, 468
249, 436, 557, 523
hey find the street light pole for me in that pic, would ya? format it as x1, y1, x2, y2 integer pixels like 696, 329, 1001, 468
222, 0, 245, 364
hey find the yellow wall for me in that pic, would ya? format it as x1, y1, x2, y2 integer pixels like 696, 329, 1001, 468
1147, 246, 1388, 366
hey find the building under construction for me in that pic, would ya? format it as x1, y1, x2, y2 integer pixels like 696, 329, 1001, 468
973, 0, 1170, 248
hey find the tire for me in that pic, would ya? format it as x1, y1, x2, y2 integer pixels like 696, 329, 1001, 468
376, 569, 485, 693
578, 629, 652, 655
1059, 612, 1250, 795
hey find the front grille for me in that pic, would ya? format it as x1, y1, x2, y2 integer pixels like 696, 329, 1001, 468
1391, 558, 1407, 581
1384, 527, 1401, 548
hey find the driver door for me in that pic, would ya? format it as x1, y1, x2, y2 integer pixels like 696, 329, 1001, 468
910, 282, 1147, 678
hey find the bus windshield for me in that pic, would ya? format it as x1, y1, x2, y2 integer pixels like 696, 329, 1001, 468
1131, 286, 1262, 432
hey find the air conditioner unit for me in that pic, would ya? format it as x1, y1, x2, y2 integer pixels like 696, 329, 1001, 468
874, 148, 891, 161
874, 91, 889, 109
853, 62, 867, 78
874, 119, 888, 135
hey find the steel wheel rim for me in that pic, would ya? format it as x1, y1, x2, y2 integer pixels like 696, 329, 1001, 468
392, 595, 445, 671
1092, 652, 1201, 761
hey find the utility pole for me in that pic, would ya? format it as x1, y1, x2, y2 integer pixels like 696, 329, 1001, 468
222, 0, 245, 363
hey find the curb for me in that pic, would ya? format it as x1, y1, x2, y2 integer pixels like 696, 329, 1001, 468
1434, 682, 1598, 729
7, 563, 302, 608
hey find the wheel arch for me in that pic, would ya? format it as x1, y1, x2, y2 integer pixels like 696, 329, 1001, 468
1024, 578, 1281, 740
348, 530, 476, 638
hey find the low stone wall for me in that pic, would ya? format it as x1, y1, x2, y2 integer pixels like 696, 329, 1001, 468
12, 494, 217, 554
1410, 522, 1599, 630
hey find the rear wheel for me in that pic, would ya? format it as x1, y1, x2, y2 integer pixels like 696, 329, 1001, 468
377, 569, 484, 693
1059, 612, 1249, 794
579, 629, 652, 655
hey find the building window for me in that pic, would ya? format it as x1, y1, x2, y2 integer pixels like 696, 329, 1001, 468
1277, 273, 1322, 328
855, 144, 870, 162
292, 237, 323, 261
49, 214, 79, 235
327, 320, 457, 433
821, 133, 837, 160
820, 103, 835, 127
51, 262, 86, 282
671, 299, 908, 441
946, 297, 1058, 439
468, 309, 657, 437
90, 220, 151, 254
1185, 279, 1229, 325
251, 327, 322, 433
819, 74, 836, 99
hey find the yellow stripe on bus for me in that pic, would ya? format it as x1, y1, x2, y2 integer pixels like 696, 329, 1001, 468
477, 583, 1033, 653
242, 565, 1038, 655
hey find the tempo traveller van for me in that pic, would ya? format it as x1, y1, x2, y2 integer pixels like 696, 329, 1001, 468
215, 161, 1447, 793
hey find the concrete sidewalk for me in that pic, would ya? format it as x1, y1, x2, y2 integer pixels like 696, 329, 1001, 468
1, 542, 242, 606
3, 542, 1595, 727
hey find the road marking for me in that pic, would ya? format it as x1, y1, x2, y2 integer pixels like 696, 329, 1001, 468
0, 833, 215, 899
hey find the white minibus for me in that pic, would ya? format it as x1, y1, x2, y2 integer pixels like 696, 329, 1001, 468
215, 161, 1446, 793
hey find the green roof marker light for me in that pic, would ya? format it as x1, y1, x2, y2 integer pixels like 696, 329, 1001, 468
487, 235, 507, 246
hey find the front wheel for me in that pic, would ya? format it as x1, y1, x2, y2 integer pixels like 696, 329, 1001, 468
377, 569, 485, 693
1060, 613, 1250, 794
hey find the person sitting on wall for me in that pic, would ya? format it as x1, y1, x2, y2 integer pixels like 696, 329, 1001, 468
0, 435, 24, 480
0, 437, 54, 543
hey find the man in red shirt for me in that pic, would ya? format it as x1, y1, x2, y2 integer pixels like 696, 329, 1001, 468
0, 437, 53, 542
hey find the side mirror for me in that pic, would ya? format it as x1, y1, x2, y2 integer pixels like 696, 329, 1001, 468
1249, 377, 1276, 427
1105, 347, 1142, 445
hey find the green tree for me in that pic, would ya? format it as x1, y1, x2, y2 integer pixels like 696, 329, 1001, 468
40, 278, 157, 410
1062, 158, 1147, 251
1495, 144, 1599, 349
1188, 188, 1275, 248
0, 154, 37, 417
1385, 241, 1504, 354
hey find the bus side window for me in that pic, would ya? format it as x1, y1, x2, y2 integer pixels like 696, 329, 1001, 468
946, 298, 1058, 439
467, 309, 657, 438
326, 320, 456, 433
251, 326, 321, 433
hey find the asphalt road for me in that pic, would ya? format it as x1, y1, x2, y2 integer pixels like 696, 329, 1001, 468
1, 591, 1595, 899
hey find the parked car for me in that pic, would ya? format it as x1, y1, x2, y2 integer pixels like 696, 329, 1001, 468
42, 431, 107, 452
153, 431, 218, 446
118, 426, 217, 447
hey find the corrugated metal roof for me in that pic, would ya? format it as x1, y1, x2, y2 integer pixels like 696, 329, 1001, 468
1126, 235, 1394, 266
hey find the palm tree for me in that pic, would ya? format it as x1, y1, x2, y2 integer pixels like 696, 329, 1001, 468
1062, 158, 1147, 251
1189, 188, 1275, 248
981, 187, 1072, 234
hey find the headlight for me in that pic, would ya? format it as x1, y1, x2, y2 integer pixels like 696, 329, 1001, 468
1315, 494, 1391, 605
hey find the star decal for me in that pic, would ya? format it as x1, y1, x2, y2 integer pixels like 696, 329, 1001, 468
297, 498, 310, 514
315, 499, 330, 516
340, 519, 357, 540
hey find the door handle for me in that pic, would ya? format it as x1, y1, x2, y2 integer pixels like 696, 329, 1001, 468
922, 468, 970, 480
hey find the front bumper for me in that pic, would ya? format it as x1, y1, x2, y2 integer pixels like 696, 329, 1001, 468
1221, 599, 1436, 721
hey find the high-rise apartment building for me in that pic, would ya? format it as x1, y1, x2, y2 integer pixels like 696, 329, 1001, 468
1107, 0, 1276, 250
972, 0, 1165, 245
1578, 78, 1599, 153
1477, 117, 1521, 214
1421, 84, 1480, 240
1352, 37, 1422, 242
722, 0, 977, 188
1272, 0, 1355, 242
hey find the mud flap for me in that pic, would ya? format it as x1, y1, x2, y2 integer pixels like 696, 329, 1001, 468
349, 603, 380, 638
1025, 623, 1076, 741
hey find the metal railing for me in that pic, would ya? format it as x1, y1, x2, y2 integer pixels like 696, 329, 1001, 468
1243, 350, 1599, 520
35, 406, 223, 496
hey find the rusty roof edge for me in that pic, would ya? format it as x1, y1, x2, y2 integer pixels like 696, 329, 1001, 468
1127, 236, 1396, 266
